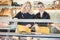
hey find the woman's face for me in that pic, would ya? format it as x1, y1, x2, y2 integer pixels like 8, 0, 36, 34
38, 4, 45, 12
25, 4, 31, 12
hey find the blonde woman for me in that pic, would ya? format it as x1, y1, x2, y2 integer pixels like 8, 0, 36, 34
14, 1, 34, 40
14, 1, 34, 26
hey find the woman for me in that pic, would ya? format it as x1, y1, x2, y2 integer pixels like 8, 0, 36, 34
14, 1, 34, 40
14, 1, 34, 26
31, 2, 50, 40
33, 2, 50, 27
34, 2, 50, 19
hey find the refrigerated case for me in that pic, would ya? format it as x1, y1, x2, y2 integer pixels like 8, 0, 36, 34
0, 0, 60, 40
0, 19, 60, 40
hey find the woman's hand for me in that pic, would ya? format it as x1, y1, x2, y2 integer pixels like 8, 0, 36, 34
51, 23, 60, 30
25, 24, 31, 28
56, 27, 60, 30
32, 24, 38, 30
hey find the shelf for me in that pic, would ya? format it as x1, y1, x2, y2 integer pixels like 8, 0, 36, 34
0, 19, 60, 23
0, 32, 60, 38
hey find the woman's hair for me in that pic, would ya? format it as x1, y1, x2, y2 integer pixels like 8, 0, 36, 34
38, 2, 44, 7
21, 1, 32, 13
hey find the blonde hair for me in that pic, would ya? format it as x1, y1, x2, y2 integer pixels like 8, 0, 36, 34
21, 1, 32, 14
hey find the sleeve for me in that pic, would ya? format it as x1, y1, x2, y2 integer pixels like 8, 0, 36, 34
32, 14, 35, 19
33, 14, 38, 19
33, 13, 40, 19
47, 13, 50, 19
14, 12, 22, 19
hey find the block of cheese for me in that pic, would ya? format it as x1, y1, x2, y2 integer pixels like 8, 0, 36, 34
36, 27, 50, 34
15, 25, 31, 33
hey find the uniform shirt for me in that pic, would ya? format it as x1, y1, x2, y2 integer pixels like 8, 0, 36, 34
34, 11, 50, 19
34, 11, 50, 26
14, 12, 24, 19
14, 12, 34, 25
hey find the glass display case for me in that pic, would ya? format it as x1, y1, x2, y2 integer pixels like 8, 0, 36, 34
0, 0, 60, 40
